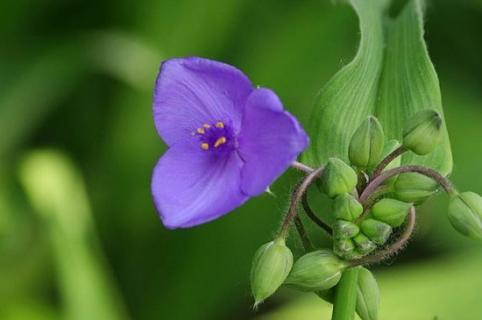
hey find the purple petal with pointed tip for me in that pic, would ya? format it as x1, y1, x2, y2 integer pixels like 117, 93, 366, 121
151, 141, 247, 229
238, 88, 309, 196
153, 57, 253, 146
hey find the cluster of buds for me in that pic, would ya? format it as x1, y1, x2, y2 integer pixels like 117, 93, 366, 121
249, 109, 482, 318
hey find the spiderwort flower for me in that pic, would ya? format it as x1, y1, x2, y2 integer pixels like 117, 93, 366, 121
151, 57, 308, 228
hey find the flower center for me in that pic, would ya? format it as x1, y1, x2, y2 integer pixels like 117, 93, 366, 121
193, 121, 235, 152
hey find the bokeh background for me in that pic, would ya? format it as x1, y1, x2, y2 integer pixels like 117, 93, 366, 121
1, 0, 481, 319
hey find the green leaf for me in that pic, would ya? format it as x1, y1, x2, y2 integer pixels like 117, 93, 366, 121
305, 0, 452, 175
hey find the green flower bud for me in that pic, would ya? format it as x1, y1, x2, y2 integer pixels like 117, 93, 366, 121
394, 172, 439, 204
448, 192, 482, 240
360, 219, 392, 245
320, 158, 358, 198
333, 193, 363, 221
333, 220, 360, 239
371, 198, 412, 227
250, 238, 293, 306
352, 233, 376, 255
349, 116, 385, 169
285, 250, 347, 291
402, 110, 442, 155
356, 267, 380, 320
334, 238, 362, 260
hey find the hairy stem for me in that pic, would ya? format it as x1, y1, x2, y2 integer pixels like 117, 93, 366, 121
351, 207, 416, 267
302, 191, 333, 237
331, 267, 360, 320
371, 145, 407, 179
278, 167, 324, 239
291, 161, 315, 174
360, 165, 456, 203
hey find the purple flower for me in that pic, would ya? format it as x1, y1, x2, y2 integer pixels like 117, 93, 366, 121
151, 57, 308, 228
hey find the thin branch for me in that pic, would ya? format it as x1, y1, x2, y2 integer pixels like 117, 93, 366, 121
278, 167, 324, 239
360, 165, 456, 203
302, 191, 333, 237
370, 146, 407, 180
351, 207, 416, 267
294, 216, 312, 251
291, 161, 315, 174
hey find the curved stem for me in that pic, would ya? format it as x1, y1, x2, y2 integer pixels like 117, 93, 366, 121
351, 207, 416, 267
294, 216, 312, 251
331, 267, 360, 320
360, 165, 456, 203
370, 146, 407, 179
278, 167, 324, 239
291, 161, 315, 174
302, 191, 333, 237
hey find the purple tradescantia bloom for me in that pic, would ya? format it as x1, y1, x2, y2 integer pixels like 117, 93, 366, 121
151, 57, 308, 229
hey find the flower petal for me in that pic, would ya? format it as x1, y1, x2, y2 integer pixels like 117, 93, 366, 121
151, 142, 247, 228
238, 88, 309, 196
153, 57, 253, 146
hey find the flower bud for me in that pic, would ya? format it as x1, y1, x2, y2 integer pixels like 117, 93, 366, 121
352, 234, 376, 255
333, 220, 360, 239
448, 192, 482, 240
333, 193, 363, 221
402, 110, 442, 155
349, 116, 385, 169
360, 219, 392, 245
394, 172, 439, 204
356, 267, 380, 320
334, 238, 362, 260
371, 198, 412, 227
320, 158, 358, 198
285, 250, 347, 291
250, 238, 293, 306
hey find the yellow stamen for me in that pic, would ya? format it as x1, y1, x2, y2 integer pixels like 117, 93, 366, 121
201, 143, 209, 150
214, 136, 227, 148
215, 121, 224, 128
196, 128, 205, 134
203, 123, 211, 129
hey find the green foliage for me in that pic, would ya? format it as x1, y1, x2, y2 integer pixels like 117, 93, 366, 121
305, 0, 453, 175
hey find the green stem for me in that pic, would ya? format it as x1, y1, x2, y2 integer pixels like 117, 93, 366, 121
331, 267, 360, 320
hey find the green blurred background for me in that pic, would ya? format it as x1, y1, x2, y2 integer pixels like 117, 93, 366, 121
1, 0, 481, 319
